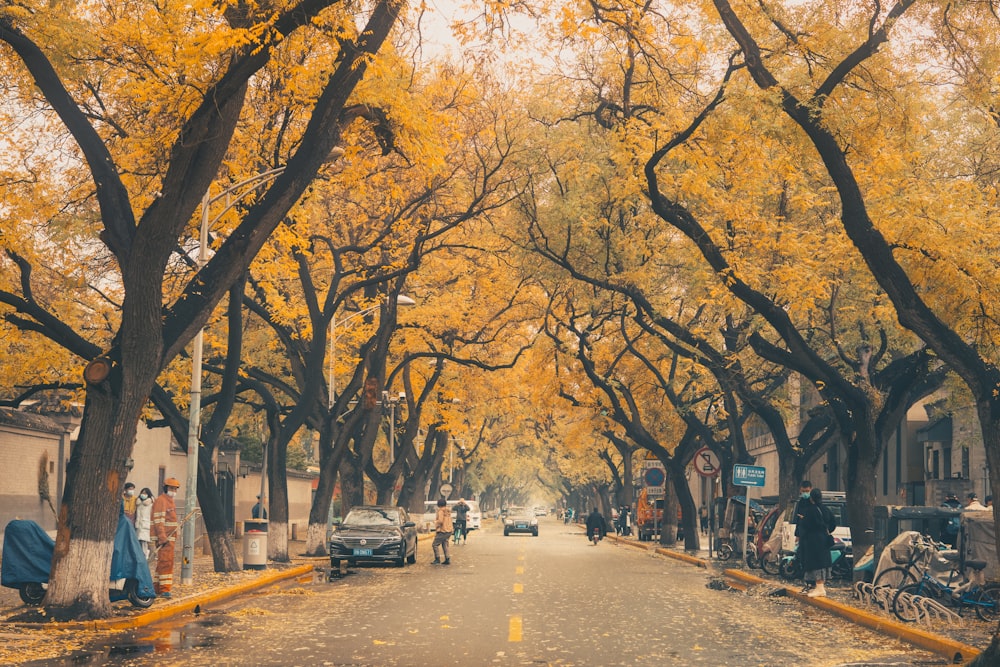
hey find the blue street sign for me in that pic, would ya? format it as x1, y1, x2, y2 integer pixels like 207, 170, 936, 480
733, 464, 766, 487
644, 467, 665, 487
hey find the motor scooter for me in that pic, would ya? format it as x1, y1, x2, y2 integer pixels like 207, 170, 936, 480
2, 514, 156, 608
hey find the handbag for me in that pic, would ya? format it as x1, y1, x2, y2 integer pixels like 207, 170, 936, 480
825, 532, 835, 548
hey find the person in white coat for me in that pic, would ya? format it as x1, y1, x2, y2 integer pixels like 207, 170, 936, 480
135, 487, 154, 559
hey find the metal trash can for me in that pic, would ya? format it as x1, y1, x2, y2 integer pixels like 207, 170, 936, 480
243, 519, 268, 570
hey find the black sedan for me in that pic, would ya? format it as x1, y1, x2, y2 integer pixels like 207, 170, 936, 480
329, 506, 418, 568
503, 508, 539, 536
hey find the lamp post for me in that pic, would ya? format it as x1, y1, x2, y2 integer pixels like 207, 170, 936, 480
382, 391, 406, 503
327, 294, 416, 409
183, 167, 286, 585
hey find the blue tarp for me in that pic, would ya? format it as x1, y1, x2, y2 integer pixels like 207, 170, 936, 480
1, 520, 54, 588
2, 515, 154, 600
110, 514, 155, 600
729, 495, 767, 514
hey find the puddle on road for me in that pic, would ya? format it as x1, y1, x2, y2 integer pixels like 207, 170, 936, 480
20, 612, 228, 665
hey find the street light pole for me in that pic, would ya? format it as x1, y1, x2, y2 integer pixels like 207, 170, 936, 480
182, 167, 286, 585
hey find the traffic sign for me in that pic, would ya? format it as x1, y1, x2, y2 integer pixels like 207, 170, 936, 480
643, 467, 665, 487
733, 464, 766, 487
693, 447, 720, 478
439, 483, 453, 497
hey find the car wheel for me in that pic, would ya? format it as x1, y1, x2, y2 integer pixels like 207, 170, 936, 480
407, 543, 417, 564
396, 545, 406, 567
532, 530, 538, 537
19, 582, 45, 606
504, 528, 510, 536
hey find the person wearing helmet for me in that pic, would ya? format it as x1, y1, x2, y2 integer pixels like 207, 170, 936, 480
152, 477, 181, 597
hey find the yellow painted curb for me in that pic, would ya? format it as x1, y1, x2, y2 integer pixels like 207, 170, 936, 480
654, 547, 709, 568
722, 568, 981, 664
18, 563, 316, 632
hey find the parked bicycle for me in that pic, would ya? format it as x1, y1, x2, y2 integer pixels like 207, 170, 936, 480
892, 553, 1000, 623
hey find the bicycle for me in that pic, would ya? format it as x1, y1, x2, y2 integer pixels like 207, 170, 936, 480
891, 553, 1000, 623
453, 521, 466, 545
869, 534, 949, 608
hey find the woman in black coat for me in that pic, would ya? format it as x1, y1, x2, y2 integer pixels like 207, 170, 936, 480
797, 487, 833, 597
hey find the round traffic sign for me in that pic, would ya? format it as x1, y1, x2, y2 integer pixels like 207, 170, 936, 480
439, 483, 453, 497
643, 467, 665, 487
693, 446, 720, 478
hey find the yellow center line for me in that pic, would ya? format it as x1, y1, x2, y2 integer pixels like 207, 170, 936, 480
515, 566, 524, 575
513, 583, 523, 594
508, 615, 522, 642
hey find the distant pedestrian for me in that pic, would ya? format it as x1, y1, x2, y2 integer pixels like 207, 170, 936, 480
432, 498, 453, 565
152, 477, 180, 597
941, 492, 962, 547
135, 487, 154, 559
121, 482, 137, 525
453, 499, 470, 544
252, 495, 268, 519
965, 493, 988, 511
799, 488, 835, 597
699, 505, 709, 534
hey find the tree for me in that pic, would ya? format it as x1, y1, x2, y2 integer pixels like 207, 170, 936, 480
0, 0, 402, 618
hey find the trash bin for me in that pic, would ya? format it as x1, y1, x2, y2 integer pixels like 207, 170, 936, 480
243, 519, 268, 570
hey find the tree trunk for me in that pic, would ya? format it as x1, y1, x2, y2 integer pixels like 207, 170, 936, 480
197, 447, 240, 571
340, 454, 365, 513
267, 430, 289, 562
45, 363, 149, 619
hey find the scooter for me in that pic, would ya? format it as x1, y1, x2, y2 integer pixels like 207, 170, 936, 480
2, 514, 156, 608
591, 526, 602, 545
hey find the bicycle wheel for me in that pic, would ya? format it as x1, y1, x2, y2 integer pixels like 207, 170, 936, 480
973, 583, 1000, 622
893, 582, 932, 623
779, 556, 802, 581
745, 545, 760, 569
716, 544, 733, 561
760, 551, 781, 575
872, 566, 917, 594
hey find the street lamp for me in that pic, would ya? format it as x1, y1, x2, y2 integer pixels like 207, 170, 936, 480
183, 167, 286, 586
327, 294, 416, 409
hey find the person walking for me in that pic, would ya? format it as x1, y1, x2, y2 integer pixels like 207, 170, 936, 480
966, 493, 988, 511
798, 488, 835, 597
121, 482, 138, 525
432, 498, 453, 565
453, 499, 470, 544
135, 487, 154, 559
151, 477, 181, 597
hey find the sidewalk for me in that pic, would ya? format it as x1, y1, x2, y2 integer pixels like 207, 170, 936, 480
0, 537, 326, 664
605, 533, 987, 664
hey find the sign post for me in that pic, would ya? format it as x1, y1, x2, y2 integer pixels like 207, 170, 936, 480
693, 447, 720, 556
732, 464, 766, 565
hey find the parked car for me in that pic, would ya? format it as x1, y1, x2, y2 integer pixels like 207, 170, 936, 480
329, 505, 417, 568
504, 507, 539, 536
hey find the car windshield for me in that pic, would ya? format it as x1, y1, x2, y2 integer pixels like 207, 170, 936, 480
344, 508, 400, 526
508, 508, 530, 518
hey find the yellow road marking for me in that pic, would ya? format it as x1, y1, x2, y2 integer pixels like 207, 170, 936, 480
508, 615, 522, 642
515, 566, 524, 575
518, 554, 525, 561
513, 583, 523, 594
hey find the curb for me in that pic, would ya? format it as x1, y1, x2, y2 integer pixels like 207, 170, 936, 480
722, 569, 981, 665
8, 563, 315, 632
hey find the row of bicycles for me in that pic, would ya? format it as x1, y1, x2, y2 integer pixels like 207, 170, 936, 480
717, 531, 853, 581
854, 532, 1000, 624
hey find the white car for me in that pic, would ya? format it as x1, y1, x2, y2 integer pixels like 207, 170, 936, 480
419, 499, 482, 532
779, 492, 851, 554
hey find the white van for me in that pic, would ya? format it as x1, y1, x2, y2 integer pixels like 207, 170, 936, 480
419, 499, 482, 532
779, 491, 851, 553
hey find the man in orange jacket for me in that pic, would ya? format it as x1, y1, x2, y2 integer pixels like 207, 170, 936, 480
151, 477, 180, 597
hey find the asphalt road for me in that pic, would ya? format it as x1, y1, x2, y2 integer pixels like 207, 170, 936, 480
31, 517, 950, 666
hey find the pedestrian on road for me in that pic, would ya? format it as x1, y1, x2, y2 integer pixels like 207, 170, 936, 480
121, 482, 137, 525
799, 487, 835, 597
135, 487, 154, 559
585, 507, 607, 543
699, 504, 709, 534
432, 498, 453, 565
152, 477, 180, 597
252, 495, 268, 519
453, 498, 470, 544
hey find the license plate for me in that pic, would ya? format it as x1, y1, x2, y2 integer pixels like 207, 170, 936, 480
353, 548, 373, 556
516, 523, 527, 528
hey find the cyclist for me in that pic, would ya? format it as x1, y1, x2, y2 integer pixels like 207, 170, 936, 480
453, 498, 470, 544
585, 507, 607, 544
